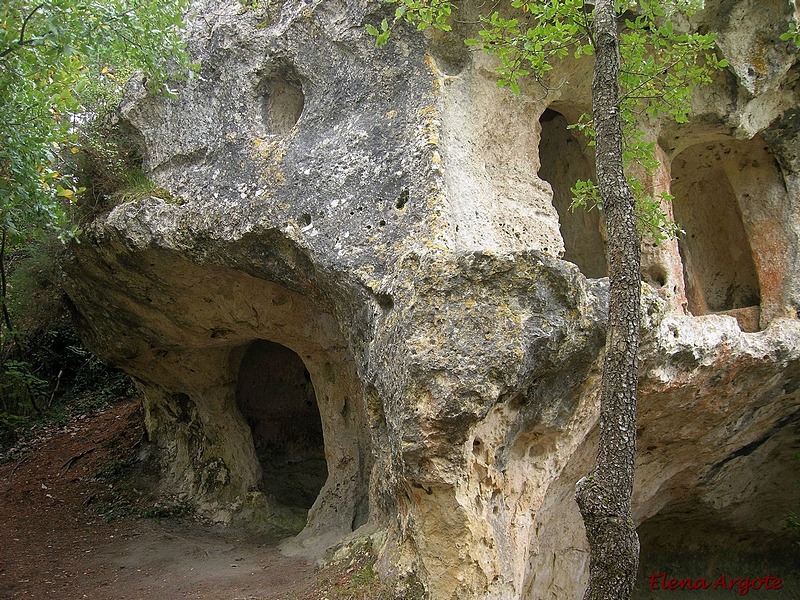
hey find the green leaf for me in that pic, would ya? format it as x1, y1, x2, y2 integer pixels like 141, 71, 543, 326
0, 0, 193, 250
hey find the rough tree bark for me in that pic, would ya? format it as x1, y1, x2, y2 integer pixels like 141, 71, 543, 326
575, 1, 642, 599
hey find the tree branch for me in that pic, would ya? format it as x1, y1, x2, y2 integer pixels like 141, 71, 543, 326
0, 3, 46, 60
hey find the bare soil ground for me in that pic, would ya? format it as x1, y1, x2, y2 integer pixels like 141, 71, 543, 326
0, 399, 382, 600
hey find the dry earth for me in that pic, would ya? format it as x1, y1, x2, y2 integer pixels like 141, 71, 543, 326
0, 399, 387, 600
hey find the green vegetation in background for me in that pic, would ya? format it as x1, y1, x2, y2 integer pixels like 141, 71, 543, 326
0, 0, 193, 244
0, 0, 193, 437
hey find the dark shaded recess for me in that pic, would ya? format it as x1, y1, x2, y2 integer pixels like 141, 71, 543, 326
762, 106, 800, 173
428, 33, 470, 76
396, 188, 409, 210
236, 340, 327, 509
258, 62, 305, 137
538, 108, 607, 278
169, 392, 196, 423
635, 506, 800, 599
671, 144, 760, 314
645, 265, 667, 289
635, 414, 800, 598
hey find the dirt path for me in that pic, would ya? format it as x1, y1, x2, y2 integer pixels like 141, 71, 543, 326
0, 400, 317, 600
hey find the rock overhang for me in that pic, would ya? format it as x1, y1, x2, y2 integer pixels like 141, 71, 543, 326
62, 0, 800, 597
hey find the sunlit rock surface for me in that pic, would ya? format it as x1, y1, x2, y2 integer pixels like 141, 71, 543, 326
64, 0, 800, 597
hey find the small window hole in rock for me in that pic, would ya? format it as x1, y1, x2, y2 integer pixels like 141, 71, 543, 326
258, 63, 305, 137
428, 32, 470, 76
538, 108, 608, 278
236, 340, 327, 514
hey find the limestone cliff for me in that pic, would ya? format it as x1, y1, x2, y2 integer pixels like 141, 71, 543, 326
63, 0, 800, 598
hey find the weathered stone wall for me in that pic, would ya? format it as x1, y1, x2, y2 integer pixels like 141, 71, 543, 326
63, 0, 800, 597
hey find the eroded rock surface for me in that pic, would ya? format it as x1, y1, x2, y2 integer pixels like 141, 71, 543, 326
64, 0, 800, 597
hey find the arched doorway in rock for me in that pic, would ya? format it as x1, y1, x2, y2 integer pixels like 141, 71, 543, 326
236, 339, 328, 512
671, 142, 761, 319
538, 108, 607, 278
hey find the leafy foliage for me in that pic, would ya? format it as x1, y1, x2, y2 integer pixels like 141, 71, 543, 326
370, 0, 728, 243
0, 335, 136, 453
0, 0, 191, 424
781, 16, 800, 49
0, 0, 191, 247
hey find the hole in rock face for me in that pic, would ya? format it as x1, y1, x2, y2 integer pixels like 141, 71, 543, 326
538, 108, 608, 278
395, 189, 409, 210
645, 266, 667, 289
429, 35, 470, 76
258, 64, 305, 137
236, 340, 327, 510
671, 143, 760, 315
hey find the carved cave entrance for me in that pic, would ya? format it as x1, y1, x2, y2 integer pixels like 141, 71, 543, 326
236, 340, 327, 511
671, 143, 760, 317
538, 108, 608, 278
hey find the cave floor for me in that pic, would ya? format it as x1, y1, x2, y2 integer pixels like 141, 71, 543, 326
0, 399, 381, 600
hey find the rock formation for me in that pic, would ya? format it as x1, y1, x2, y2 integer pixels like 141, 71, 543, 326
63, 0, 800, 597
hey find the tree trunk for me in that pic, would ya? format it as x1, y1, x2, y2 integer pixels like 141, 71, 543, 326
0, 227, 14, 346
575, 1, 641, 599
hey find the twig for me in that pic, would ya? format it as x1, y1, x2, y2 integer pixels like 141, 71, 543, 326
60, 447, 96, 474
47, 369, 63, 409
9, 454, 30, 478
0, 3, 46, 60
